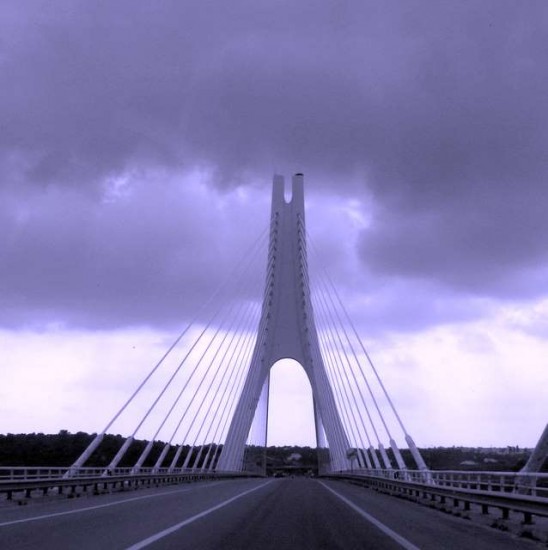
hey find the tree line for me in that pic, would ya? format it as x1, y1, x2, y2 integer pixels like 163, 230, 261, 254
0, 431, 540, 471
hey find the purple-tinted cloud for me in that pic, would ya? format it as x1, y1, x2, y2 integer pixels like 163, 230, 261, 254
1, 1, 547, 331
0, 179, 269, 329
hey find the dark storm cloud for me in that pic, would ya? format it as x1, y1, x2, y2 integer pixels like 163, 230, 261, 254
1, 1, 548, 329
359, 187, 548, 298
4, 1, 546, 185
0, 180, 268, 328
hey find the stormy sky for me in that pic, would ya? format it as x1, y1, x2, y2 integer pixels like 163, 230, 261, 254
1, 1, 547, 449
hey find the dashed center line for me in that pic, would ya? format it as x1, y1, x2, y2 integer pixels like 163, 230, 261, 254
126, 479, 275, 549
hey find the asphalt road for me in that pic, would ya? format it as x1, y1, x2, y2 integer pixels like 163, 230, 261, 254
0, 478, 540, 549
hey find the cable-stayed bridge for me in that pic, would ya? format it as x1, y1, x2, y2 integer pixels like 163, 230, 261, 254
1, 175, 547, 548
51, 173, 427, 478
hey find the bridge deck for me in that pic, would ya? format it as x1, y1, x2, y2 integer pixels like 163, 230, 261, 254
0, 478, 541, 549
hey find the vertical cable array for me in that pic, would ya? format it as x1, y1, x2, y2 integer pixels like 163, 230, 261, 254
67, 225, 270, 476
307, 232, 428, 472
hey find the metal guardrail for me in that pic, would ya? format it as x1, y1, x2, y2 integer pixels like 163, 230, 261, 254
0, 468, 260, 501
0, 466, 211, 481
327, 470, 548, 525
349, 468, 548, 498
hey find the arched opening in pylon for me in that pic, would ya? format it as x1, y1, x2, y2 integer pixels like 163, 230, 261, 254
243, 358, 320, 474
267, 358, 316, 447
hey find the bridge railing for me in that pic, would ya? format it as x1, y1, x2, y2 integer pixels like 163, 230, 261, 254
328, 470, 548, 525
0, 468, 261, 502
350, 468, 548, 498
0, 466, 230, 482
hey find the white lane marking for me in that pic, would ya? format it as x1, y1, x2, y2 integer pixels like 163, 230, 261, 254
319, 481, 420, 550
0, 482, 223, 527
126, 479, 275, 550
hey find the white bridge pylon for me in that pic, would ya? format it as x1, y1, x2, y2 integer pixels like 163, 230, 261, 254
68, 174, 428, 477
218, 174, 351, 471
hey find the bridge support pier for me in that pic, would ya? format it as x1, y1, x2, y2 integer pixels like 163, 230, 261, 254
217, 175, 350, 472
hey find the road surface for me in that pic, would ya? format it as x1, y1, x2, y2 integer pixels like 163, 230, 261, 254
0, 478, 540, 549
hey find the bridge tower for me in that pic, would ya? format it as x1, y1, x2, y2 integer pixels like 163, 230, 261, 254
218, 174, 351, 471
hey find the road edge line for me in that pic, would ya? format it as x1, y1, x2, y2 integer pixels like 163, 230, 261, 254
318, 480, 420, 550
0, 482, 223, 527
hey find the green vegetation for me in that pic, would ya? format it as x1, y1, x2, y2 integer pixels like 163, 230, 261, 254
0, 431, 186, 468
0, 431, 542, 472
398, 446, 536, 472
